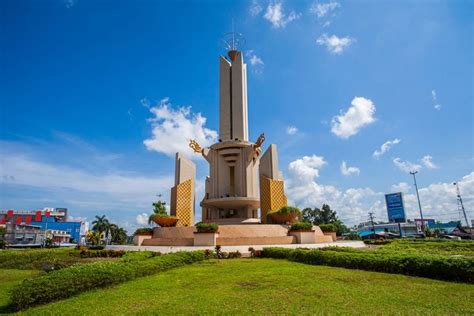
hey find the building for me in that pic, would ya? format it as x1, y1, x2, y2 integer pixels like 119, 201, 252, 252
357, 221, 420, 238
0, 208, 85, 243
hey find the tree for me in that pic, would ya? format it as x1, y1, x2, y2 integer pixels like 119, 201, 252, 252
148, 199, 168, 225
110, 224, 128, 244
301, 204, 349, 236
86, 231, 102, 246
92, 215, 111, 244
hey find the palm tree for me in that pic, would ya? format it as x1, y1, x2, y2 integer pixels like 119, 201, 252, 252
92, 215, 110, 243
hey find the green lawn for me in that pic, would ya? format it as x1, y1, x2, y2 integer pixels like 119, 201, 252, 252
0, 270, 38, 313
10, 259, 474, 315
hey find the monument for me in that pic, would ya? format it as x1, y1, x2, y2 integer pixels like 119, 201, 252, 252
139, 34, 332, 246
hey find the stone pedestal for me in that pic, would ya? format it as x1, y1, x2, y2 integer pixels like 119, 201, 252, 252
133, 234, 152, 246
193, 232, 218, 246
323, 232, 337, 242
288, 230, 315, 244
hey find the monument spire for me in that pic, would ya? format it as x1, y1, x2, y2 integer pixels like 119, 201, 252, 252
219, 27, 248, 142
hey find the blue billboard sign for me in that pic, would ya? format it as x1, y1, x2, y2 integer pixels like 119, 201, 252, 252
385, 192, 406, 223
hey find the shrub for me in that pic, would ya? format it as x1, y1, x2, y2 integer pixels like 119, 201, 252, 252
261, 247, 474, 283
289, 222, 313, 232
272, 206, 301, 216
134, 227, 154, 235
0, 249, 82, 270
267, 206, 301, 224
319, 224, 336, 232
76, 249, 126, 258
9, 251, 206, 310
196, 222, 219, 233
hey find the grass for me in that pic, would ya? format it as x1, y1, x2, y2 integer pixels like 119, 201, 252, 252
0, 270, 38, 313
9, 259, 474, 315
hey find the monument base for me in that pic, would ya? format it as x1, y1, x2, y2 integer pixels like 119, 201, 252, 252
141, 224, 330, 246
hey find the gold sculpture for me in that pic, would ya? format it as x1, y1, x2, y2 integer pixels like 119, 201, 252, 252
254, 133, 265, 149
189, 139, 203, 153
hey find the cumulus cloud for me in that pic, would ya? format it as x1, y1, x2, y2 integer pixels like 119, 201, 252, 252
393, 158, 422, 173
421, 155, 439, 169
249, 0, 263, 16
373, 139, 401, 159
264, 2, 301, 28
391, 182, 411, 193
143, 98, 217, 159
288, 155, 327, 183
310, 1, 340, 18
340, 161, 360, 176
136, 213, 149, 226
331, 97, 376, 138
317, 34, 355, 54
286, 154, 473, 226
432, 90, 442, 111
286, 126, 298, 135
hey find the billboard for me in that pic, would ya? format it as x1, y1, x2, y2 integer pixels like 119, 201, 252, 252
385, 192, 406, 223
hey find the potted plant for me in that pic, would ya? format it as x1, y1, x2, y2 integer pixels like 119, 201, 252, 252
194, 222, 219, 246
148, 199, 179, 227
267, 206, 301, 224
319, 223, 337, 241
288, 222, 315, 244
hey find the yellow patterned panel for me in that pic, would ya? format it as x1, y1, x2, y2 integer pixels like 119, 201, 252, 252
174, 178, 194, 227
260, 175, 287, 223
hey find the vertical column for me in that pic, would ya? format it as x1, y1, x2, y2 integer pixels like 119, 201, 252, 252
231, 52, 249, 141
219, 57, 232, 141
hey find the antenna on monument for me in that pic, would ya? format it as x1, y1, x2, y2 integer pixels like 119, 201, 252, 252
221, 18, 245, 61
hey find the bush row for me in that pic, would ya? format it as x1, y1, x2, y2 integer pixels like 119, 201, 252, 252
9, 251, 206, 310
0, 248, 80, 270
261, 247, 474, 283
76, 249, 126, 258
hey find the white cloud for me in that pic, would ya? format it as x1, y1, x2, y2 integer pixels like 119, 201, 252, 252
286, 155, 474, 226
317, 34, 355, 54
340, 161, 360, 176
136, 213, 149, 226
431, 90, 442, 111
331, 97, 376, 138
310, 1, 340, 18
249, 0, 263, 16
421, 155, 439, 169
246, 50, 264, 73
286, 126, 298, 135
393, 158, 422, 173
64, 0, 75, 9
373, 138, 401, 159
143, 98, 218, 159
264, 2, 301, 28
391, 182, 411, 193
288, 155, 327, 183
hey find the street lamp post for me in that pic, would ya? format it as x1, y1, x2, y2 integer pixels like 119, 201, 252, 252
453, 181, 470, 228
410, 171, 425, 232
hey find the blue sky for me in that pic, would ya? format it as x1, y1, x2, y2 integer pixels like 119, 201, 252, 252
1, 0, 473, 232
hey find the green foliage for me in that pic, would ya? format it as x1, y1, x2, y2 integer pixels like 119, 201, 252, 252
9, 251, 206, 310
344, 231, 361, 240
77, 249, 126, 258
289, 222, 313, 231
0, 249, 82, 270
109, 224, 127, 244
120, 251, 161, 262
91, 215, 110, 234
196, 222, 219, 233
319, 224, 336, 232
261, 246, 474, 283
134, 227, 154, 235
272, 206, 301, 216
149, 199, 168, 224
0, 226, 6, 237
86, 231, 102, 246
301, 204, 349, 236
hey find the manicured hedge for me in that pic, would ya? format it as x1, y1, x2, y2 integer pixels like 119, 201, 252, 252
195, 222, 219, 233
9, 251, 205, 310
0, 248, 80, 270
261, 248, 474, 283
289, 222, 313, 231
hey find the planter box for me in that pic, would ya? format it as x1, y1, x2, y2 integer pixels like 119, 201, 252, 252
153, 216, 179, 227
288, 230, 315, 244
323, 231, 337, 242
133, 234, 152, 246
193, 232, 218, 246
